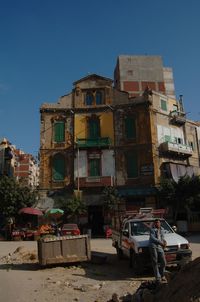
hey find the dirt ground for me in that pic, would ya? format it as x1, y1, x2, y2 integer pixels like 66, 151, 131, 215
0, 235, 199, 302
0, 239, 148, 302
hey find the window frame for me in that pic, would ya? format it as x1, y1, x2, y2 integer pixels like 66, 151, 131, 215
96, 91, 103, 105
52, 153, 65, 181
124, 115, 136, 140
126, 150, 138, 178
160, 99, 168, 111
53, 121, 65, 143
85, 92, 94, 106
88, 151, 102, 177
87, 115, 100, 139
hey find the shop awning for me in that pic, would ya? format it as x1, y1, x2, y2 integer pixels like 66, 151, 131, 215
164, 163, 195, 183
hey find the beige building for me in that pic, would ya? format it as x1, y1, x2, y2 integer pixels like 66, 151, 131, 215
149, 92, 200, 184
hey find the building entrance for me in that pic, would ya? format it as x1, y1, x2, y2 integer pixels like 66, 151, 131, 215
88, 205, 104, 236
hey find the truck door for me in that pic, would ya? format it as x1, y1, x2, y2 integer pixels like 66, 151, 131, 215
121, 222, 131, 257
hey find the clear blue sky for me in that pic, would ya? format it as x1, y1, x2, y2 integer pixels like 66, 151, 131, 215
0, 0, 200, 156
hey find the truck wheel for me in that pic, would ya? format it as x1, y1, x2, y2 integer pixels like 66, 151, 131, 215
116, 245, 123, 259
177, 258, 191, 270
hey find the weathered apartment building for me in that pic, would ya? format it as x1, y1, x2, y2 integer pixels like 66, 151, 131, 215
39, 56, 200, 234
39, 74, 160, 233
0, 138, 39, 189
114, 55, 200, 209
14, 149, 39, 188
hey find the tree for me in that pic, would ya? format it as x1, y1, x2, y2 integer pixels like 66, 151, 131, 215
158, 175, 200, 221
102, 186, 121, 211
55, 194, 87, 222
0, 176, 37, 219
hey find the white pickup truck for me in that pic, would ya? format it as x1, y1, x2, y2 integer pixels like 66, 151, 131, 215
112, 209, 192, 275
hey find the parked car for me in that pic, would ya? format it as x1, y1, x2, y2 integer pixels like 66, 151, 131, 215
104, 225, 112, 238
61, 224, 80, 236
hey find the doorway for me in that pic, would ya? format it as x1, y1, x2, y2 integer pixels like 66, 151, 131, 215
88, 205, 104, 236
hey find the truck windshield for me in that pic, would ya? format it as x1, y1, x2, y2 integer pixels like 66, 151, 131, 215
130, 220, 173, 236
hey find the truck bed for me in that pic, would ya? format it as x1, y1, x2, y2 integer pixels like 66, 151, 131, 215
38, 235, 91, 266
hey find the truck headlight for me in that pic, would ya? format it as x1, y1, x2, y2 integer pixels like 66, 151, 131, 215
180, 244, 189, 249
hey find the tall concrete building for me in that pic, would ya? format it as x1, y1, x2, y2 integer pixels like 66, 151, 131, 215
14, 149, 39, 189
114, 55, 175, 99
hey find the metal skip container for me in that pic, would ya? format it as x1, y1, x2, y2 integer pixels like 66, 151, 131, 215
37, 235, 91, 266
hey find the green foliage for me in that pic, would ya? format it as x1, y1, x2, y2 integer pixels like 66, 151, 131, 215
158, 175, 200, 220
0, 176, 37, 218
55, 194, 87, 221
102, 186, 121, 211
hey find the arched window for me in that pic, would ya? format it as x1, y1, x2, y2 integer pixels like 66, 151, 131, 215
85, 92, 93, 105
96, 91, 103, 105
52, 153, 65, 181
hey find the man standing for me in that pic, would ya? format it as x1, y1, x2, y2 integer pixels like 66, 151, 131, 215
149, 219, 167, 283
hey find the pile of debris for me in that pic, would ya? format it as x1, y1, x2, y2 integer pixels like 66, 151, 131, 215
154, 257, 200, 302
131, 257, 200, 302
0, 246, 37, 264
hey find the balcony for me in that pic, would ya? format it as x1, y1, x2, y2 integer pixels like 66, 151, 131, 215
75, 176, 113, 188
160, 141, 193, 157
170, 110, 186, 125
76, 137, 111, 148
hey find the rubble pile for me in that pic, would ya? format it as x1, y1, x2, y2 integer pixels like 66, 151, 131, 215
131, 258, 200, 302
154, 257, 200, 302
0, 246, 37, 264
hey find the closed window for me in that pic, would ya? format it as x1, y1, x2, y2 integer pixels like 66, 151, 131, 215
126, 151, 138, 178
161, 99, 167, 111
96, 91, 103, 105
52, 154, 65, 181
89, 158, 101, 176
88, 118, 100, 138
54, 122, 65, 142
125, 116, 136, 139
86, 92, 93, 105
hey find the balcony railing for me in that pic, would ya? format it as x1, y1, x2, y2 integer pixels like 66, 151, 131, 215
75, 176, 113, 187
76, 137, 111, 148
160, 141, 193, 157
170, 110, 186, 125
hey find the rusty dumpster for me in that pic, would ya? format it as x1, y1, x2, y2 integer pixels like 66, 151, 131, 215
37, 235, 91, 266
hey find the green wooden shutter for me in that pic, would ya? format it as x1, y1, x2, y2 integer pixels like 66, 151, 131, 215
125, 117, 136, 139
164, 135, 171, 142
54, 122, 65, 142
161, 99, 167, 111
89, 159, 100, 176
89, 119, 100, 138
126, 151, 138, 178
52, 155, 65, 180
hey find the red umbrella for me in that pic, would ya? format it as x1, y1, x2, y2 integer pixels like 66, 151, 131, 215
19, 207, 43, 216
